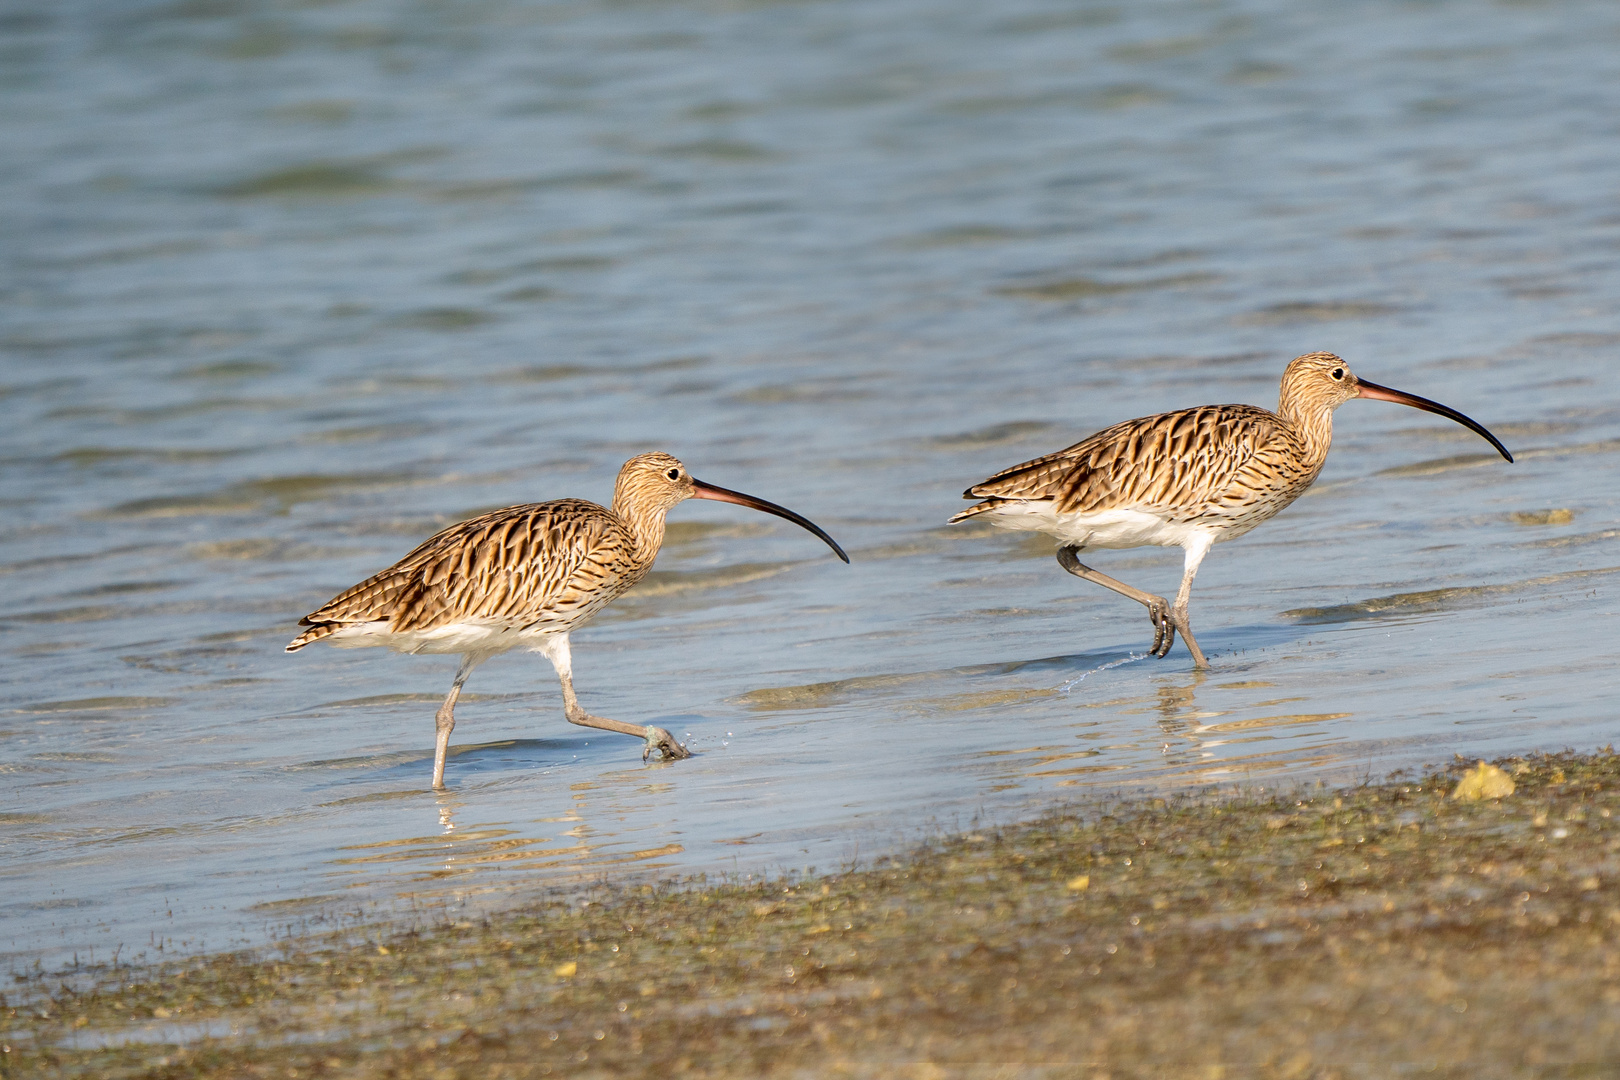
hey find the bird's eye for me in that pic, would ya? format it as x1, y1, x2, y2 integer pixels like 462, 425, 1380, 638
666, 468, 681, 480
1331, 368, 1344, 380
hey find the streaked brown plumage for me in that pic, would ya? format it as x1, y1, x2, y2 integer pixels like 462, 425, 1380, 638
950, 352, 1513, 667
288, 452, 849, 789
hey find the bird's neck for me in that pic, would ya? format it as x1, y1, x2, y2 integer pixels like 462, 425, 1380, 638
610, 491, 669, 565
1277, 397, 1335, 469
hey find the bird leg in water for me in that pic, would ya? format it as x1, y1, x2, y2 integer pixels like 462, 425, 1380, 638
535, 634, 692, 761
1057, 547, 1209, 669
433, 654, 484, 790
1169, 538, 1211, 670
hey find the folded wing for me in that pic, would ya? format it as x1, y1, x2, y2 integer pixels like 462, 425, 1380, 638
287, 501, 638, 649
953, 404, 1307, 524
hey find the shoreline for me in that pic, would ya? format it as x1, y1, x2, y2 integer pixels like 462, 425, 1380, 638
10, 748, 1620, 1077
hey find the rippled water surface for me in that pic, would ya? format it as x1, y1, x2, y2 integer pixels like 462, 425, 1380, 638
5, 0, 1620, 966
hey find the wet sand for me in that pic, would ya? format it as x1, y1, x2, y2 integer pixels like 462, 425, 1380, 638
11, 748, 1620, 1078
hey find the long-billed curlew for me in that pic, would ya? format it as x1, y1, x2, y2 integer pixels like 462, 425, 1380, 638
950, 352, 1512, 668
287, 452, 849, 789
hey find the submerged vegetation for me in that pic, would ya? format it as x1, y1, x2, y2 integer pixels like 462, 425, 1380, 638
9, 751, 1620, 1078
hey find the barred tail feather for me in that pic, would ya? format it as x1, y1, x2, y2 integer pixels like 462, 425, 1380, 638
286, 622, 343, 652
947, 499, 1007, 524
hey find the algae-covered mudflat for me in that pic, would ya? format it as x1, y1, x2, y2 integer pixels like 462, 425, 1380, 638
9, 750, 1620, 1078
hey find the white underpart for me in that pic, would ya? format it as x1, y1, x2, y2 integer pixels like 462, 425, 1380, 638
530, 632, 572, 682
978, 502, 1219, 587
324, 619, 559, 657
978, 502, 1217, 555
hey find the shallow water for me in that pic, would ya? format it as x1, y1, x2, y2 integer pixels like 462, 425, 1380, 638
4, 0, 1620, 968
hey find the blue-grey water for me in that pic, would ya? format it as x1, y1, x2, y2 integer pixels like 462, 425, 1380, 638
4, 0, 1620, 969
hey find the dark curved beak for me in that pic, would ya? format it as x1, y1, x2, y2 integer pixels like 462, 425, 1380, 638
1355, 378, 1513, 463
689, 479, 851, 563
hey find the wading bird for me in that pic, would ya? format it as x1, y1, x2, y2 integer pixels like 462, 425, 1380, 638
949, 352, 1512, 668
288, 452, 849, 789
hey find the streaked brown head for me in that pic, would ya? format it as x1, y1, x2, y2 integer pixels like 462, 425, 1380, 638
613, 452, 849, 562
1277, 352, 1512, 462
614, 451, 698, 514
1277, 351, 1363, 418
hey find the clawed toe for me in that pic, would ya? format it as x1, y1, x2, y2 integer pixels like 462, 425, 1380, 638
1146, 599, 1176, 658
643, 727, 693, 762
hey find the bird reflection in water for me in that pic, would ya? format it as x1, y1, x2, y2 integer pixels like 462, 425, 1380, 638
1150, 673, 1211, 768
436, 797, 460, 877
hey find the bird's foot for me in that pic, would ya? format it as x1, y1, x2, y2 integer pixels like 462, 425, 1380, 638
642, 726, 693, 762
1145, 596, 1176, 658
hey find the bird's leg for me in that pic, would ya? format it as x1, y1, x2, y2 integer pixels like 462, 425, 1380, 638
536, 634, 692, 761
432, 655, 482, 791
1168, 538, 1213, 671
1057, 546, 1176, 657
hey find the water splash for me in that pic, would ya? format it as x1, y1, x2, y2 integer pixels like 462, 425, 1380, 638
1056, 654, 1147, 696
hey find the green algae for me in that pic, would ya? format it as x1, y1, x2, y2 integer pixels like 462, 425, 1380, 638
9, 751, 1620, 1078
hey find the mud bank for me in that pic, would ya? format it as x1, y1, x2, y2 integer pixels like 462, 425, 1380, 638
9, 750, 1620, 1079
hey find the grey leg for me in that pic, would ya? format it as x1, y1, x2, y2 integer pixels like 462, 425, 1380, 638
433, 655, 483, 790
535, 634, 691, 761
1057, 546, 1209, 669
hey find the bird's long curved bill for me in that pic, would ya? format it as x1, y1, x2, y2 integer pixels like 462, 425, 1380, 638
1356, 379, 1514, 463
690, 479, 851, 563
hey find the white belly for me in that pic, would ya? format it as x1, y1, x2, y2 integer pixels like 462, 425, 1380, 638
975, 501, 1215, 552
324, 620, 558, 657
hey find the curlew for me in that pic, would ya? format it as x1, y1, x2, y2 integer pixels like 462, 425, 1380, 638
287, 452, 848, 789
950, 352, 1512, 668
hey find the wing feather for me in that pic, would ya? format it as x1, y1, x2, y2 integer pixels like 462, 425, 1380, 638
293, 500, 643, 642
956, 404, 1305, 523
